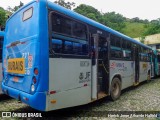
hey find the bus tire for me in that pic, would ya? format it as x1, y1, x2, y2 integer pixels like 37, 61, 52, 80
110, 77, 121, 101
147, 71, 151, 81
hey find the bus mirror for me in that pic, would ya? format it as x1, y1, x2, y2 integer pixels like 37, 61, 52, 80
123, 50, 126, 57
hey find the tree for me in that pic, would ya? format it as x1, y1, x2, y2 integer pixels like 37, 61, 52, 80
74, 5, 126, 33
54, 0, 75, 10
0, 7, 7, 29
143, 18, 160, 36
139, 36, 146, 44
102, 12, 126, 32
74, 4, 102, 22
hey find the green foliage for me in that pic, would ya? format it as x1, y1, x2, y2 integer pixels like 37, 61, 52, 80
74, 4, 102, 21
74, 5, 126, 32
102, 12, 126, 32
121, 22, 146, 38
74, 4, 160, 38
0, 1, 159, 38
0, 7, 7, 27
143, 18, 160, 36
54, 0, 75, 10
139, 36, 146, 43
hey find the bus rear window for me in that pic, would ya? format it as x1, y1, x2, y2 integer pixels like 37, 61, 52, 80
23, 7, 33, 21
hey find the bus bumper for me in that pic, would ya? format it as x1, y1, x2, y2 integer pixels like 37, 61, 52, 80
2, 82, 46, 111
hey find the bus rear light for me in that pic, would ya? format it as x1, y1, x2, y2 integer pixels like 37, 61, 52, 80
84, 84, 88, 87
32, 77, 37, 84
31, 85, 35, 92
50, 91, 56, 94
34, 68, 39, 75
23, 97, 29, 101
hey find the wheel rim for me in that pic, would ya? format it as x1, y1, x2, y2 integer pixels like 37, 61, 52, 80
112, 82, 119, 97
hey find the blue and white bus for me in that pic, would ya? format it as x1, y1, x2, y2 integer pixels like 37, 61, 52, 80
151, 49, 160, 77
2, 0, 152, 111
0, 31, 4, 94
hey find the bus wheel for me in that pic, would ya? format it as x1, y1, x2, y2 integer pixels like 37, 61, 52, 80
147, 71, 151, 81
110, 77, 121, 101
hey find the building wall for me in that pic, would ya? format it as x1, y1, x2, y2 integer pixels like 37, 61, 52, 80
134, 33, 160, 51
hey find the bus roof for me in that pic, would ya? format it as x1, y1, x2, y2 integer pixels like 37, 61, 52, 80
0, 31, 4, 37
47, 1, 151, 49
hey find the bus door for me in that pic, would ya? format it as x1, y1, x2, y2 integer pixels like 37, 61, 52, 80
134, 46, 139, 84
151, 51, 155, 77
91, 34, 109, 100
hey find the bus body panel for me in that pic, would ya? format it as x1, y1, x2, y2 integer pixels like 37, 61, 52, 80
110, 60, 134, 89
139, 62, 151, 82
2, 0, 48, 111
0, 31, 4, 94
153, 49, 160, 76
2, 82, 46, 111
3, 36, 40, 93
0, 63, 2, 93
48, 58, 91, 110
47, 86, 91, 111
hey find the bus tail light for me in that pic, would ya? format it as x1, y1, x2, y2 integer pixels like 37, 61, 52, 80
31, 84, 35, 92
50, 91, 56, 94
34, 68, 39, 75
23, 97, 29, 101
32, 76, 37, 84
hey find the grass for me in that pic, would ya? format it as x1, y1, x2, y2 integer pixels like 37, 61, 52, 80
122, 22, 146, 38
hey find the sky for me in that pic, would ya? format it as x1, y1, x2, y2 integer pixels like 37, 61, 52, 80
0, 0, 160, 21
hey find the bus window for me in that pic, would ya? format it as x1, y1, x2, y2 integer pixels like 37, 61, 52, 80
23, 7, 33, 21
122, 40, 132, 60
52, 39, 62, 54
122, 40, 126, 49
50, 12, 89, 57
72, 21, 87, 39
52, 12, 88, 40
110, 35, 122, 59
111, 49, 122, 58
64, 41, 73, 54
110, 37, 115, 46
51, 39, 88, 56
52, 13, 72, 36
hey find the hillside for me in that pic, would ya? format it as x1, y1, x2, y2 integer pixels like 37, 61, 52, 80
122, 22, 146, 38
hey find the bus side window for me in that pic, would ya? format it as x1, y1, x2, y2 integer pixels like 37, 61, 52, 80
64, 41, 73, 54
72, 22, 87, 40
50, 12, 89, 57
52, 13, 72, 36
110, 35, 122, 59
52, 39, 63, 54
122, 40, 132, 60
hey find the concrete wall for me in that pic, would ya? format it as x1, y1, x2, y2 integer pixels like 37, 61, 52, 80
134, 33, 160, 45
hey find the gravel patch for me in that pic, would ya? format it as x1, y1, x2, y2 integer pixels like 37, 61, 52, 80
0, 78, 160, 119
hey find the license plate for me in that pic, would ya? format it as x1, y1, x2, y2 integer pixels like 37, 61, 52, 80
8, 58, 25, 74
